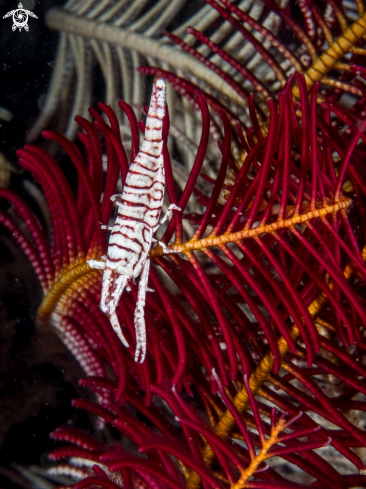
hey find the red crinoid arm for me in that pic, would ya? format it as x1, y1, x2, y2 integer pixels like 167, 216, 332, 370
140, 438, 224, 489
16, 156, 67, 273
276, 231, 357, 345
122, 385, 181, 438
93, 464, 133, 489
106, 455, 186, 489
317, 112, 366, 197
294, 73, 311, 214
277, 89, 291, 220
204, 0, 287, 86
193, 111, 231, 240
76, 476, 121, 489
0, 189, 54, 288
72, 398, 116, 425
79, 376, 115, 398
118, 100, 140, 162
223, 243, 299, 366
176, 417, 242, 483
161, 100, 181, 242
162, 95, 210, 244
155, 256, 226, 379
248, 93, 265, 141
269, 376, 357, 450
91, 120, 121, 222
21, 144, 87, 259
62, 288, 126, 396
218, 0, 304, 72
96, 103, 130, 184
245, 101, 278, 229
280, 361, 366, 449
172, 387, 250, 477
149, 270, 186, 387
42, 130, 104, 252
186, 251, 238, 381
103, 439, 181, 485
244, 482, 320, 488
260, 387, 352, 485
335, 121, 366, 201
115, 416, 182, 480
75, 115, 104, 248
164, 29, 252, 103
137, 66, 240, 126
50, 426, 104, 451
49, 444, 101, 461
321, 101, 366, 145
152, 383, 215, 467
185, 26, 273, 101
58, 316, 108, 389
260, 0, 317, 61
75, 116, 104, 195
217, 138, 268, 235
294, 346, 366, 396
292, 225, 365, 343
0, 210, 48, 291
204, 246, 281, 372
309, 83, 320, 210
212, 369, 255, 458
17, 146, 85, 273
320, 336, 366, 378
253, 237, 320, 360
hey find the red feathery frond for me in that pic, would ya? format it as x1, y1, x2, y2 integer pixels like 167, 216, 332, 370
2, 63, 366, 488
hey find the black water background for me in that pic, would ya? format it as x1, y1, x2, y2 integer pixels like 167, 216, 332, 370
0, 1, 81, 484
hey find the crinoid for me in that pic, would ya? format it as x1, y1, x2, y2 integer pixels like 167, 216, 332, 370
2, 0, 366, 487
28, 0, 366, 190
2, 64, 366, 487
29, 0, 282, 143
31, 0, 366, 135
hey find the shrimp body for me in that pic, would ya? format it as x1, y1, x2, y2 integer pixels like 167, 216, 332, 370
89, 77, 179, 363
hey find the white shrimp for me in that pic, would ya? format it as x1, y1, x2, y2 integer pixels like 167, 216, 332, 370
88, 76, 180, 363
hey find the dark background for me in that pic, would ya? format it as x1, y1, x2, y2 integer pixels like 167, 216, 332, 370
0, 0, 85, 484
0, 0, 64, 159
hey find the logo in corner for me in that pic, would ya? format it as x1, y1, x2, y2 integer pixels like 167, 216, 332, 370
3, 3, 38, 31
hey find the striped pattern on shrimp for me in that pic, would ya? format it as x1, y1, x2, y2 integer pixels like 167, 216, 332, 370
88, 76, 179, 363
